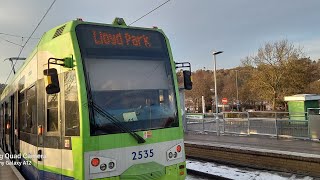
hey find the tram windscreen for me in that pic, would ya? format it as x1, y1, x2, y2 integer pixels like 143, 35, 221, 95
76, 24, 178, 135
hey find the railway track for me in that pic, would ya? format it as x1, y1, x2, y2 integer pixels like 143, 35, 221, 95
187, 168, 233, 180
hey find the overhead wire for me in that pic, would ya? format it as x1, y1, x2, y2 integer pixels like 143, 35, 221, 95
3, 0, 57, 85
128, 0, 172, 82
0, 36, 24, 47
3, 0, 170, 84
0, 32, 40, 39
129, 0, 171, 26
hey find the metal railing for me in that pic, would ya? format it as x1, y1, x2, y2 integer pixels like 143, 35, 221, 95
186, 111, 313, 140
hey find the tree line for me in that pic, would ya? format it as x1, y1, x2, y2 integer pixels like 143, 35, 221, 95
182, 40, 320, 112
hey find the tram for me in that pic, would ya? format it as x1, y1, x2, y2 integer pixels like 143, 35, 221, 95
0, 18, 192, 179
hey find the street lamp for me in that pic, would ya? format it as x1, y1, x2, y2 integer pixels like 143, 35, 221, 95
213, 51, 223, 136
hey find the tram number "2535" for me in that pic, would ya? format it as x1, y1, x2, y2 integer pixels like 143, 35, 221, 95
132, 149, 154, 160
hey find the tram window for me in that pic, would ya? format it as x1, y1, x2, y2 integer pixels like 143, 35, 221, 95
37, 79, 45, 133
27, 86, 36, 99
19, 77, 25, 92
48, 94, 58, 107
64, 71, 80, 136
18, 76, 26, 133
18, 91, 25, 103
0, 105, 3, 135
0, 104, 3, 123
7, 101, 11, 121
18, 93, 26, 132
26, 86, 37, 134
47, 94, 58, 132
4, 102, 9, 135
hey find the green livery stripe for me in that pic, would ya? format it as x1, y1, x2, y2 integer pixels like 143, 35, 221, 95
71, 137, 84, 179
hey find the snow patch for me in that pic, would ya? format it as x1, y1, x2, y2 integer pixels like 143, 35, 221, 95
186, 160, 313, 180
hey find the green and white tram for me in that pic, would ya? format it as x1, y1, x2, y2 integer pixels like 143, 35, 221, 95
0, 18, 192, 180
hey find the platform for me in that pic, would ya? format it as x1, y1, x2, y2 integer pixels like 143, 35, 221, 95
184, 132, 320, 155
184, 132, 320, 177
0, 149, 24, 180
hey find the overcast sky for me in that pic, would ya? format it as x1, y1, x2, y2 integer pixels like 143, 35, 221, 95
1, 0, 320, 83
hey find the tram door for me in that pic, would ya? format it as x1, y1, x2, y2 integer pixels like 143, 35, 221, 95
37, 80, 45, 179
4, 102, 9, 152
9, 95, 15, 155
9, 94, 19, 157
13, 93, 20, 158
0, 104, 3, 150
37, 76, 62, 179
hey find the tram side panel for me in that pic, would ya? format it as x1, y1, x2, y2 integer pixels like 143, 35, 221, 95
29, 25, 80, 179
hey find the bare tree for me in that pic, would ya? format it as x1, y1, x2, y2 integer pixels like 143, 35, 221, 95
244, 40, 304, 110
185, 70, 213, 112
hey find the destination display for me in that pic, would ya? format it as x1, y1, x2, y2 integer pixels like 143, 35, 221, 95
92, 30, 152, 48
76, 24, 167, 58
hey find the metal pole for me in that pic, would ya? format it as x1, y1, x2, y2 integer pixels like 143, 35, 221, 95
202, 96, 205, 114
223, 112, 225, 134
202, 116, 205, 133
247, 111, 250, 135
213, 54, 220, 136
236, 70, 239, 111
307, 111, 310, 140
211, 96, 214, 114
202, 95, 205, 133
275, 112, 278, 139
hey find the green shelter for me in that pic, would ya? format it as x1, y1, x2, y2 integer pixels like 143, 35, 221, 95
284, 94, 320, 120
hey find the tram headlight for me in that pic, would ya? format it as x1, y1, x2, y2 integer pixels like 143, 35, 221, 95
100, 163, 107, 171
174, 152, 178, 158
108, 162, 115, 169
177, 145, 181, 152
91, 158, 100, 167
166, 143, 183, 161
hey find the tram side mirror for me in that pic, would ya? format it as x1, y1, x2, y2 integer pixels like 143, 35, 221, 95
183, 70, 192, 90
43, 68, 60, 94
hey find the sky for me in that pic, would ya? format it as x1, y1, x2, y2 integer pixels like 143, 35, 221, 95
1, 0, 320, 83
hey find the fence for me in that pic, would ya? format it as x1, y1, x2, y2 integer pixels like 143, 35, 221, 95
186, 111, 317, 140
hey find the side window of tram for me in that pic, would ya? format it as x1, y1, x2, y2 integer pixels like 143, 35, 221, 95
18, 77, 26, 132
64, 71, 80, 136
47, 94, 58, 132
0, 104, 4, 135
0, 105, 3, 126
19, 87, 37, 134
26, 86, 37, 134
4, 102, 9, 134
18, 91, 26, 132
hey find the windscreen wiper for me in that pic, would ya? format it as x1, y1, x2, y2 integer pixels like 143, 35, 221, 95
89, 101, 146, 144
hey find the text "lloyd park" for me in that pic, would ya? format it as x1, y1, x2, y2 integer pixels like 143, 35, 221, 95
92, 30, 152, 48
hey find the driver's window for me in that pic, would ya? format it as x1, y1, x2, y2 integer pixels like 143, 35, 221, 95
64, 71, 80, 136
